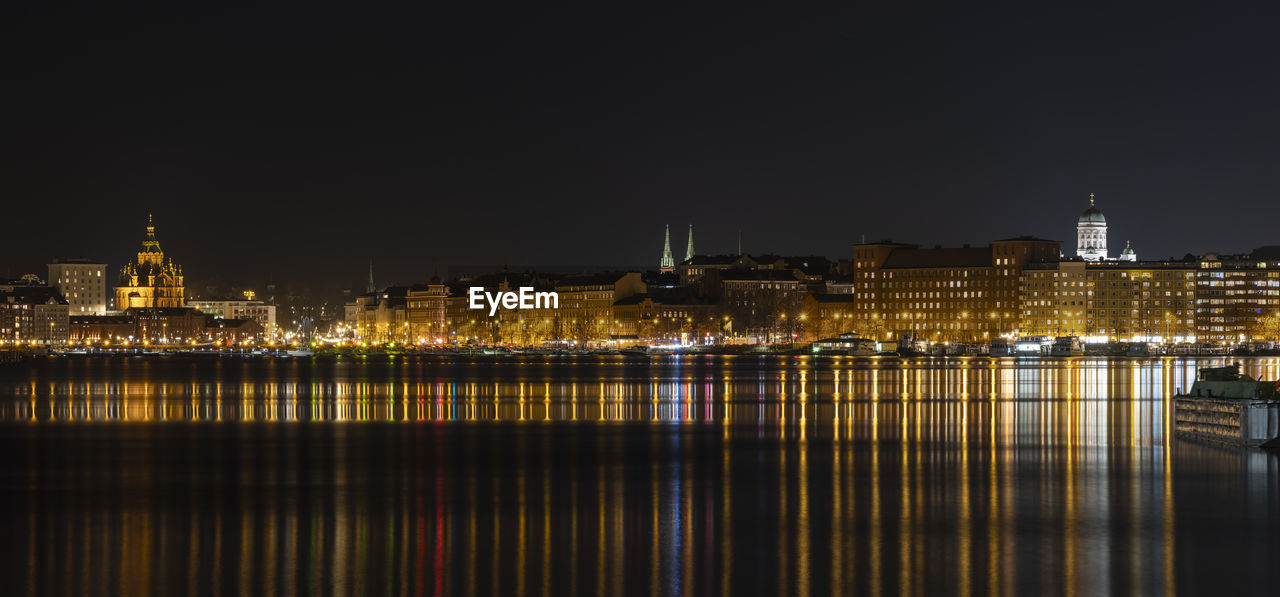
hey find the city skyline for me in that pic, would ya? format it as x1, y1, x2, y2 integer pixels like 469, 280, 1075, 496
5, 192, 1263, 291
7, 198, 1276, 347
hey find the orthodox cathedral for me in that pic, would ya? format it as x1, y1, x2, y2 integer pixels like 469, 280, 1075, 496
114, 215, 185, 310
1075, 194, 1136, 262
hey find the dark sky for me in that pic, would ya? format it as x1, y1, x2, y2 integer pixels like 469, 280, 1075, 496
4, 4, 1279, 290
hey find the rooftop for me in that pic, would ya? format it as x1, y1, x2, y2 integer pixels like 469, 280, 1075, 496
880, 247, 992, 269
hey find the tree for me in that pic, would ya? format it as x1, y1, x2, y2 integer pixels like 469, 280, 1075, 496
1252, 311, 1280, 342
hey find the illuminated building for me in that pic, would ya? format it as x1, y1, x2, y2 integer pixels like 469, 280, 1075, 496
676, 253, 823, 287
1195, 247, 1280, 343
854, 237, 1060, 342
68, 315, 133, 343
114, 215, 185, 310
1119, 240, 1137, 262
406, 277, 449, 343
1074, 193, 1142, 263
188, 298, 277, 332
678, 254, 756, 286
1019, 260, 1196, 341
352, 286, 409, 343
613, 289, 718, 345
0, 282, 69, 345
716, 269, 806, 342
133, 307, 210, 343
553, 272, 646, 344
205, 317, 264, 343
824, 275, 855, 294
436, 273, 561, 345
801, 293, 858, 341
70, 309, 264, 344
1076, 194, 1108, 260
443, 284, 500, 344
47, 258, 107, 314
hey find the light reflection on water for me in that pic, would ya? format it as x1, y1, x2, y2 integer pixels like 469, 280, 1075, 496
1, 356, 1278, 596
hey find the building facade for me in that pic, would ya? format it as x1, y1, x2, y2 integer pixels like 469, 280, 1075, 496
718, 270, 806, 342
406, 280, 449, 343
188, 299, 277, 334
1195, 248, 1280, 343
48, 259, 108, 315
352, 287, 409, 344
70, 310, 265, 344
553, 272, 646, 344
1076, 194, 1109, 261
1020, 260, 1197, 341
115, 215, 185, 310
678, 254, 756, 286
801, 293, 858, 342
854, 237, 1060, 342
614, 291, 719, 345
0, 284, 69, 346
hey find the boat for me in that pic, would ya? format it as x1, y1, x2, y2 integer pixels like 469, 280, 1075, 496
810, 334, 877, 356
989, 338, 1013, 357
1049, 336, 1084, 357
619, 348, 649, 357
1173, 364, 1280, 449
1014, 338, 1047, 357
285, 348, 315, 357
1126, 342, 1159, 357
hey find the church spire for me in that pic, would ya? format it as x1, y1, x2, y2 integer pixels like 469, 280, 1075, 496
684, 224, 695, 262
366, 259, 376, 293
142, 213, 160, 250
659, 225, 674, 272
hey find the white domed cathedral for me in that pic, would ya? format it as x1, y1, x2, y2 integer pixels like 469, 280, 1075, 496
1075, 193, 1135, 262
1076, 193, 1107, 260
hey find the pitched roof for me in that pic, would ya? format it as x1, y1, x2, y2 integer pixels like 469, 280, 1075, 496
991, 236, 1059, 243
1, 286, 68, 305
680, 254, 751, 266
720, 270, 801, 282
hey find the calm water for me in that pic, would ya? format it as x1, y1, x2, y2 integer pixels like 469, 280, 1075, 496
2, 355, 1278, 596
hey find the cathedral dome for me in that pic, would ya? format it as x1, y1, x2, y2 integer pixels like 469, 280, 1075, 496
1079, 205, 1106, 224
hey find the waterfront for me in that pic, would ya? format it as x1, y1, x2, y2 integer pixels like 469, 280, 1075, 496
2, 356, 1278, 595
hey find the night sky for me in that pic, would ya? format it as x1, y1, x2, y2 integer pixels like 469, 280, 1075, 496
4, 4, 1279, 290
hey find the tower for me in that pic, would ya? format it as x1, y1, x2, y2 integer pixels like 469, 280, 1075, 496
1119, 240, 1137, 262
138, 213, 163, 266
367, 260, 376, 293
114, 214, 185, 310
1076, 193, 1108, 261
660, 225, 675, 272
684, 225, 695, 262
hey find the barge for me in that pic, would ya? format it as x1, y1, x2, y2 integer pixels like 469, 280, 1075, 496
1173, 364, 1280, 449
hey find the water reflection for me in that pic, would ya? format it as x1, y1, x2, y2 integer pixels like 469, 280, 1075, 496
1, 356, 1278, 596
7, 357, 1277, 432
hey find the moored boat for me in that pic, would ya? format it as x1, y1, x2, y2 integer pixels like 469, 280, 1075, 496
810, 334, 877, 356
1173, 364, 1280, 449
1049, 336, 1084, 357
989, 338, 1013, 357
